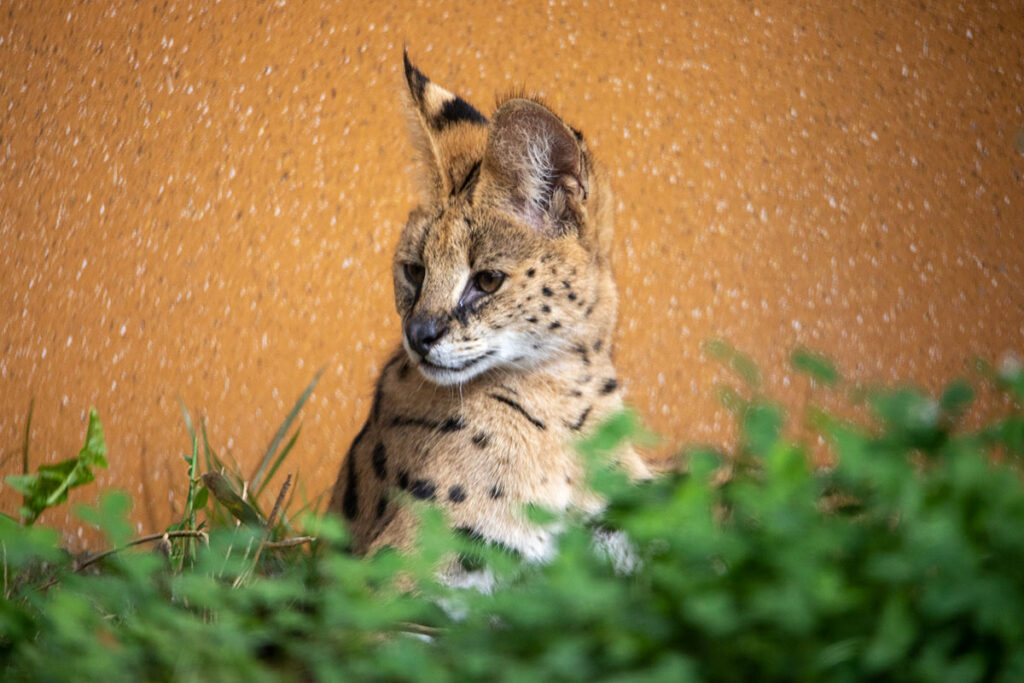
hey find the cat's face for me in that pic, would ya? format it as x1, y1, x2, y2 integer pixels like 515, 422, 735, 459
391, 56, 608, 386
393, 204, 598, 386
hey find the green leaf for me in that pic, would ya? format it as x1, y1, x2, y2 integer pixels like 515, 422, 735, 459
870, 388, 943, 449
250, 367, 323, 495
999, 357, 1024, 401
790, 347, 840, 386
77, 409, 108, 468
201, 471, 264, 526
76, 491, 133, 549
939, 380, 974, 421
4, 410, 108, 524
4, 473, 38, 496
577, 410, 638, 466
703, 339, 761, 388
864, 597, 915, 670
742, 401, 784, 456
193, 485, 209, 510
716, 384, 748, 415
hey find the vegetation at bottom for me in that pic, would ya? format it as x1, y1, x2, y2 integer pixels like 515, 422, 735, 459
2, 347, 1024, 682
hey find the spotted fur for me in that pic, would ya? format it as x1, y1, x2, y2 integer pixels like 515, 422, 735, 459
328, 53, 651, 561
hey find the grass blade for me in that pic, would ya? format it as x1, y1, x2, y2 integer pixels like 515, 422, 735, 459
22, 398, 34, 477
178, 397, 196, 446
256, 424, 302, 499
21, 398, 34, 513
201, 417, 225, 474
250, 367, 323, 494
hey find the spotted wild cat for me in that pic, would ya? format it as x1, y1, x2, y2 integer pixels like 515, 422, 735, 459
328, 53, 651, 561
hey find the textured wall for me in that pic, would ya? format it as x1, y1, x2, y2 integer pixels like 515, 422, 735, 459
1, 1, 1022, 544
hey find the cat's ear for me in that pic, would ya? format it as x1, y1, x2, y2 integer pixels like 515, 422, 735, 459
476, 98, 590, 238
403, 51, 489, 205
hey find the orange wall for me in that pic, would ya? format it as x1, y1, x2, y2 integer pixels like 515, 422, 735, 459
1, 1, 1022, 544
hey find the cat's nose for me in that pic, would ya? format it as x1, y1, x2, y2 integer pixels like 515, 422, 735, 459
405, 315, 449, 358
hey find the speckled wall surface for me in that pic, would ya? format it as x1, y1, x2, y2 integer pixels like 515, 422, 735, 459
1, 1, 1022, 543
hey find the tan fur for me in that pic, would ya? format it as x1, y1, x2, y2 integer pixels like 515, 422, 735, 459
328, 54, 650, 561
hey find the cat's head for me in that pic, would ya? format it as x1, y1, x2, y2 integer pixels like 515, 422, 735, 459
392, 53, 615, 386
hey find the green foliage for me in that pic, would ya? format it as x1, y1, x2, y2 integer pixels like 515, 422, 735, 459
791, 346, 841, 386
703, 338, 761, 388
2, 350, 1024, 681
4, 409, 108, 525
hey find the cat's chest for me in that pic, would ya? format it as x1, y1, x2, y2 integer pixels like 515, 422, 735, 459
379, 358, 611, 508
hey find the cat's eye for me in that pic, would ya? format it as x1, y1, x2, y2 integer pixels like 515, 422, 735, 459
404, 262, 425, 286
474, 270, 506, 294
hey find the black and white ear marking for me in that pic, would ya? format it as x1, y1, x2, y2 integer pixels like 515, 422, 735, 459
403, 51, 488, 131
479, 98, 590, 237
402, 50, 489, 201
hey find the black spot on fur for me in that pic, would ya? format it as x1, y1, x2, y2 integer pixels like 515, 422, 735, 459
541, 304, 551, 313
489, 484, 504, 499
342, 447, 359, 520
601, 378, 619, 395
397, 469, 410, 491
439, 415, 466, 432
526, 268, 536, 277
568, 406, 592, 432
392, 414, 463, 433
593, 339, 603, 352
434, 97, 488, 131
489, 393, 546, 430
472, 432, 491, 449
448, 485, 467, 503
371, 442, 387, 481
568, 389, 583, 398
562, 280, 571, 289
573, 344, 591, 365
527, 316, 539, 324
549, 321, 562, 330
391, 415, 438, 430
568, 292, 577, 301
542, 286, 554, 297
376, 493, 388, 520
409, 479, 437, 500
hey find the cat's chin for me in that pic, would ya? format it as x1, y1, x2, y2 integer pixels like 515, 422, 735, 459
409, 348, 498, 386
